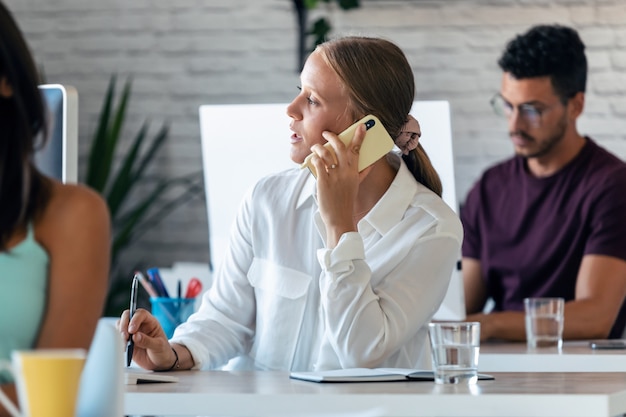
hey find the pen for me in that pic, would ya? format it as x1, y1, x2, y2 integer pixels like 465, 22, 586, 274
176, 279, 182, 317
147, 267, 170, 298
126, 275, 138, 367
135, 271, 158, 298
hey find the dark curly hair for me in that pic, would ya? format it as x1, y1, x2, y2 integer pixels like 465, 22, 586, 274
498, 24, 587, 102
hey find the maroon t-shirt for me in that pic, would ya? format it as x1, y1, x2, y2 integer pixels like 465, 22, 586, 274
462, 138, 626, 338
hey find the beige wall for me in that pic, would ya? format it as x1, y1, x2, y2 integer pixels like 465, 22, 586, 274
6, 0, 626, 271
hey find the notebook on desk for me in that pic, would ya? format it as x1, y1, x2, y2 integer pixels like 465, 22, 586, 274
125, 369, 179, 385
290, 368, 494, 383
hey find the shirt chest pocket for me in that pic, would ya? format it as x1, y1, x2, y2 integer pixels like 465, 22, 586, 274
247, 258, 312, 370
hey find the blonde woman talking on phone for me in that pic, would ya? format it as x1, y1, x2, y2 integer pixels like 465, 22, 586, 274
120, 36, 462, 372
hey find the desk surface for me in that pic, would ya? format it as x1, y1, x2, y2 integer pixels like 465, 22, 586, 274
124, 369, 626, 417
479, 340, 626, 372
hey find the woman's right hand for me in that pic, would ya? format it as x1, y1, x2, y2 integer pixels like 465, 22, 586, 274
117, 308, 176, 370
311, 123, 368, 247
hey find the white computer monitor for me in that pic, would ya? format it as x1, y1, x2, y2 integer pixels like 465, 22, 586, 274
36, 84, 78, 183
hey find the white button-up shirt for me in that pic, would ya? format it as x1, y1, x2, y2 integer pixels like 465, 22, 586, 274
171, 154, 463, 371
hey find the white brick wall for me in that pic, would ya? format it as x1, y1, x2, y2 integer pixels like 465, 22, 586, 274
6, 0, 626, 273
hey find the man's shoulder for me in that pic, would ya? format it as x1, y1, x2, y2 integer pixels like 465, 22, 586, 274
578, 138, 626, 186
473, 156, 520, 187
586, 138, 626, 171
483, 156, 519, 173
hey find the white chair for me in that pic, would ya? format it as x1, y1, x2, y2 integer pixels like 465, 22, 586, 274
76, 317, 124, 417
199, 103, 294, 272
199, 101, 464, 320
409, 101, 464, 320
409, 101, 458, 213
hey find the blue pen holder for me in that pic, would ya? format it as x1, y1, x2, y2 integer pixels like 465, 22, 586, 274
150, 297, 195, 339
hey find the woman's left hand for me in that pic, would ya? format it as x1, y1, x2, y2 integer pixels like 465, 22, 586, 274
309, 123, 369, 247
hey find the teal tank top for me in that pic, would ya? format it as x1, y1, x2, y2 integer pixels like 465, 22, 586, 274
0, 224, 48, 383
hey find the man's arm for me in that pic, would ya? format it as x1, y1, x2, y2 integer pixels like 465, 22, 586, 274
565, 254, 626, 339
463, 257, 527, 342
462, 257, 488, 314
467, 254, 626, 341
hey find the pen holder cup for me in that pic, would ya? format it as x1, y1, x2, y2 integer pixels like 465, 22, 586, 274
150, 297, 195, 339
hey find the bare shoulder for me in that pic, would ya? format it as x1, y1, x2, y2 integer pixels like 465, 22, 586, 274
51, 181, 108, 215
37, 181, 110, 238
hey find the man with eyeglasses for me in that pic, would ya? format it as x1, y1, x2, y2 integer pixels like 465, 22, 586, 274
461, 24, 626, 342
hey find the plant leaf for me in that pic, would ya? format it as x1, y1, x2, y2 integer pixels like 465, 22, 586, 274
85, 76, 132, 194
337, 0, 359, 10
86, 75, 116, 191
127, 172, 204, 236
100, 79, 132, 195
111, 180, 169, 262
132, 123, 170, 179
111, 171, 204, 259
105, 122, 149, 218
304, 0, 318, 8
309, 17, 331, 48
108, 77, 132, 153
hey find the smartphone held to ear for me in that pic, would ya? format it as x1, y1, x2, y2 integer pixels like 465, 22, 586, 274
300, 115, 395, 178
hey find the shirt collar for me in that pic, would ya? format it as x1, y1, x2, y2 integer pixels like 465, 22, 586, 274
296, 168, 317, 209
297, 153, 419, 235
362, 153, 418, 235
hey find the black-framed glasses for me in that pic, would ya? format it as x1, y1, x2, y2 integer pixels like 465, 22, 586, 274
490, 93, 561, 128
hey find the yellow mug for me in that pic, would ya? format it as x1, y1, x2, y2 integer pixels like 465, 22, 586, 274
0, 349, 86, 417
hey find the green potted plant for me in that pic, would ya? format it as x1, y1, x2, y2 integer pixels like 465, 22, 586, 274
85, 75, 204, 316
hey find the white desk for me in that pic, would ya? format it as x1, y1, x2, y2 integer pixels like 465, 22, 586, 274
125, 369, 626, 417
479, 341, 626, 372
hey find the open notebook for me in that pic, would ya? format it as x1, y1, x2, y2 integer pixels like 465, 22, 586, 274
290, 368, 494, 383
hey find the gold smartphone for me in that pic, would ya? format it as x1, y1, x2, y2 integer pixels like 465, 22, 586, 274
300, 115, 395, 178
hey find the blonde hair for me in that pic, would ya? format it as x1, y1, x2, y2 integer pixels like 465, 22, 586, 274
316, 36, 442, 196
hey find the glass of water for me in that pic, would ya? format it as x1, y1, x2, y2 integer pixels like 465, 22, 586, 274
428, 322, 481, 384
524, 297, 564, 349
